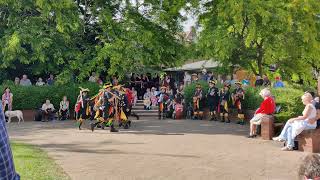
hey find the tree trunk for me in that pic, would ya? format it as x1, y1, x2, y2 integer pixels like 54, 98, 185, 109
257, 57, 263, 76
317, 76, 320, 96
249, 63, 258, 76
256, 41, 264, 76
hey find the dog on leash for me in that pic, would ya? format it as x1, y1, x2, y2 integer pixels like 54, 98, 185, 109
4, 110, 24, 123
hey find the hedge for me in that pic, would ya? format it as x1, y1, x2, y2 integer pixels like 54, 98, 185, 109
184, 82, 305, 123
0, 82, 101, 110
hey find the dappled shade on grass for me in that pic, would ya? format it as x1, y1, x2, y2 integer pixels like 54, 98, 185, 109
11, 142, 70, 180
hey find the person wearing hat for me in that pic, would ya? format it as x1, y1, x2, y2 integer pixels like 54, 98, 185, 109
191, 73, 199, 83
157, 86, 169, 120
91, 83, 119, 132
116, 86, 131, 129
219, 85, 232, 123
76, 87, 90, 130
207, 80, 220, 121
193, 84, 205, 120
232, 82, 245, 125
200, 69, 209, 81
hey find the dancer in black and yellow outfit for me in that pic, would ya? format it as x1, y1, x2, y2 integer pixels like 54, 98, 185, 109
158, 86, 169, 120
91, 83, 119, 132
114, 85, 131, 129
232, 82, 245, 125
193, 84, 205, 120
207, 80, 220, 121
219, 84, 231, 123
75, 87, 90, 130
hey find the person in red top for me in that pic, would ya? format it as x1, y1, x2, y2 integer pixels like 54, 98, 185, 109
248, 88, 276, 138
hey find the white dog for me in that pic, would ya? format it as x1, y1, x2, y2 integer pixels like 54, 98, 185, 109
5, 110, 24, 123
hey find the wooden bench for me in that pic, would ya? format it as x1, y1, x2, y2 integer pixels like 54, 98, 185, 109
297, 128, 320, 153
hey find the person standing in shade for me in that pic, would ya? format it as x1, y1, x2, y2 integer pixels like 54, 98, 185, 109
2, 87, 13, 112
255, 76, 264, 87
89, 72, 96, 83
47, 74, 55, 86
207, 80, 220, 121
14, 77, 20, 85
233, 82, 245, 125
0, 103, 20, 180
262, 75, 271, 87
19, 74, 32, 86
36, 78, 45, 86
200, 69, 208, 81
184, 72, 191, 86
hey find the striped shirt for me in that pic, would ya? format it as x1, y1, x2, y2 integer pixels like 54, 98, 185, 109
0, 103, 20, 180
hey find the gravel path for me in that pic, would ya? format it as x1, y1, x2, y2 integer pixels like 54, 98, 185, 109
7, 119, 307, 180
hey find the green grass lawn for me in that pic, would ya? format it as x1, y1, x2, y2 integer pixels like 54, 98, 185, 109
11, 142, 70, 180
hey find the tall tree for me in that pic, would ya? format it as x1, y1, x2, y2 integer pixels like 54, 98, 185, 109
0, 0, 188, 83
196, 0, 320, 81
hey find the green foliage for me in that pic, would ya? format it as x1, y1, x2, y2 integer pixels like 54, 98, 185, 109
195, 0, 320, 83
0, 82, 100, 110
12, 142, 70, 180
0, 0, 188, 83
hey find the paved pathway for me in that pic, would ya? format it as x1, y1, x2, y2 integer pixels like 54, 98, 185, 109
7, 119, 307, 180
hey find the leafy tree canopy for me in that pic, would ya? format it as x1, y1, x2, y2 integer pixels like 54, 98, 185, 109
194, 0, 320, 84
0, 0, 188, 83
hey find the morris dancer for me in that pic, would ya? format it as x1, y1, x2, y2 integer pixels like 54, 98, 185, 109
115, 85, 131, 129
125, 87, 139, 120
207, 80, 220, 121
91, 84, 119, 132
158, 86, 169, 120
233, 82, 245, 125
193, 84, 205, 120
219, 84, 231, 123
75, 87, 90, 130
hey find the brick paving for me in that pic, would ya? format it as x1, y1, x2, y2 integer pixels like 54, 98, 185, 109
7, 119, 308, 180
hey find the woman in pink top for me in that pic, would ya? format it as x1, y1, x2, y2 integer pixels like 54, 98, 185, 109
1, 87, 13, 112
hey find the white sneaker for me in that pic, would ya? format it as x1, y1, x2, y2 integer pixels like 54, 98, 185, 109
272, 137, 285, 142
281, 146, 293, 151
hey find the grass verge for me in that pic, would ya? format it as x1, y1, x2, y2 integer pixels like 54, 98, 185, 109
11, 142, 70, 180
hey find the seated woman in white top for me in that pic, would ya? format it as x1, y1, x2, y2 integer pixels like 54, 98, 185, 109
59, 96, 69, 120
143, 88, 152, 110
273, 93, 317, 151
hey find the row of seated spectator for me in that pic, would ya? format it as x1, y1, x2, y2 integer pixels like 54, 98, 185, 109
34, 96, 69, 121
14, 74, 55, 86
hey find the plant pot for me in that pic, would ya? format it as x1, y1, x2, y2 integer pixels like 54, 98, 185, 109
22, 109, 35, 121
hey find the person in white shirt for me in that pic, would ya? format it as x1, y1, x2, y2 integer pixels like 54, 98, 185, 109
184, 72, 191, 85
42, 99, 55, 121
36, 78, 45, 86
59, 96, 69, 120
88, 72, 96, 83
143, 88, 152, 110
20, 74, 32, 86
